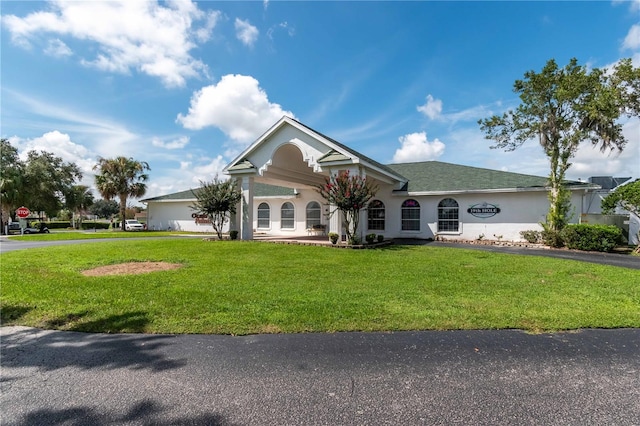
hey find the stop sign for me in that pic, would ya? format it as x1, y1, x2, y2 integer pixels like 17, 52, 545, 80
15, 206, 30, 218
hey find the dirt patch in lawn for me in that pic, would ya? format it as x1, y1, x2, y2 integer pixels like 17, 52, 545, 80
82, 262, 182, 277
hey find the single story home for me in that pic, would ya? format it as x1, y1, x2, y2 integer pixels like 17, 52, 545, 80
142, 116, 600, 242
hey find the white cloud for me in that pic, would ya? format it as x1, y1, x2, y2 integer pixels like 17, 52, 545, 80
144, 154, 228, 200
623, 24, 640, 51
44, 39, 72, 57
392, 132, 445, 163
614, 0, 640, 12
151, 136, 189, 150
417, 94, 442, 120
569, 118, 640, 180
176, 74, 295, 144
6, 90, 140, 158
267, 22, 295, 40
195, 11, 222, 43
235, 18, 259, 47
9, 131, 97, 187
189, 155, 228, 183
2, 0, 218, 87
445, 105, 495, 124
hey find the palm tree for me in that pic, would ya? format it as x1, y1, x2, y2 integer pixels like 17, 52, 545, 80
65, 185, 95, 229
93, 157, 150, 231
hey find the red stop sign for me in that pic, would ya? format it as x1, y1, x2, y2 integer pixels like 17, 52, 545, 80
16, 206, 30, 218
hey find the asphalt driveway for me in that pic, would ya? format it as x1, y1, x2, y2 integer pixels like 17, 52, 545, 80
2, 237, 639, 424
2, 327, 639, 425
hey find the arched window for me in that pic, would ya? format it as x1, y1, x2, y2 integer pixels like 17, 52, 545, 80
306, 201, 321, 229
438, 198, 459, 232
281, 202, 295, 229
367, 200, 385, 230
401, 199, 420, 231
257, 202, 270, 229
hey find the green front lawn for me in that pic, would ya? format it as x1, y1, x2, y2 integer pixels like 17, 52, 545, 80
6, 230, 207, 241
1, 239, 638, 334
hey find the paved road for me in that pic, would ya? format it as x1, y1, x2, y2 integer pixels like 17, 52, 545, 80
0, 236, 178, 254
2, 326, 639, 425
430, 241, 640, 270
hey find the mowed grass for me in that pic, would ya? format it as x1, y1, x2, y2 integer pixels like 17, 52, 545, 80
1, 239, 638, 334
7, 230, 202, 241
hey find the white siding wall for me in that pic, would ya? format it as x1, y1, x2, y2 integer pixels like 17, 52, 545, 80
147, 201, 223, 233
252, 188, 585, 242
149, 189, 588, 242
254, 194, 327, 236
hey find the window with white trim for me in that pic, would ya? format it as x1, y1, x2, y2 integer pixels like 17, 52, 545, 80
438, 198, 459, 232
401, 199, 420, 231
257, 202, 270, 229
306, 201, 321, 228
281, 202, 295, 229
367, 199, 385, 230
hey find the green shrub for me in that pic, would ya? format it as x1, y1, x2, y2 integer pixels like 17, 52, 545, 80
520, 230, 542, 244
229, 230, 238, 240
561, 224, 623, 252
328, 232, 339, 245
80, 221, 111, 230
377, 234, 384, 243
541, 223, 564, 248
365, 233, 377, 244
348, 235, 361, 245
41, 221, 71, 229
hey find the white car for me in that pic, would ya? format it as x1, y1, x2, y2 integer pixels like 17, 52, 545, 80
125, 219, 145, 231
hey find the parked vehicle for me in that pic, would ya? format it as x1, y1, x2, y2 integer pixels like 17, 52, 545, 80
7, 222, 50, 234
125, 219, 145, 231
7, 223, 21, 234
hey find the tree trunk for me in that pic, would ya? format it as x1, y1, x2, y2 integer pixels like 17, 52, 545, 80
119, 194, 127, 231
545, 142, 571, 232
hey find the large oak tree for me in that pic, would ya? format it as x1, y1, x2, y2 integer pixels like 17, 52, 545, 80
0, 139, 24, 226
1, 139, 82, 224
479, 58, 640, 234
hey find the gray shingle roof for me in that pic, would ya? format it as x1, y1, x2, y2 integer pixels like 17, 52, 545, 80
144, 161, 597, 202
386, 161, 593, 193
142, 183, 295, 202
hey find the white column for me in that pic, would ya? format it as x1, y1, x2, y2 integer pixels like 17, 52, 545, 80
327, 168, 345, 238
240, 176, 254, 240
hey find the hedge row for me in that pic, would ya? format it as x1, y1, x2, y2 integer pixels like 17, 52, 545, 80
561, 224, 623, 252
520, 224, 623, 252
34, 221, 112, 230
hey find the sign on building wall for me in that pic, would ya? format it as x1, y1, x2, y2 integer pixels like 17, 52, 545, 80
192, 213, 212, 224
467, 202, 501, 218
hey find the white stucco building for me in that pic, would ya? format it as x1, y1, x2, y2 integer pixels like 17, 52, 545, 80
143, 117, 600, 242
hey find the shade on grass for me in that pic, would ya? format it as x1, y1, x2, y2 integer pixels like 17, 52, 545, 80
1, 239, 638, 334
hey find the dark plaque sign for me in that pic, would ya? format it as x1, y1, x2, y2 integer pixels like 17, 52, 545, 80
467, 202, 501, 218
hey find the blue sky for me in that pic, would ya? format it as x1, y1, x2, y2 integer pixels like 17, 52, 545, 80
2, 0, 639, 202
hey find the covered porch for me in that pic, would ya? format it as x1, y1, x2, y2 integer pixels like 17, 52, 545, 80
223, 117, 407, 241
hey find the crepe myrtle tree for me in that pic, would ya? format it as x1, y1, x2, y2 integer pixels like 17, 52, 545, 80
318, 170, 378, 244
479, 58, 640, 235
191, 176, 242, 240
